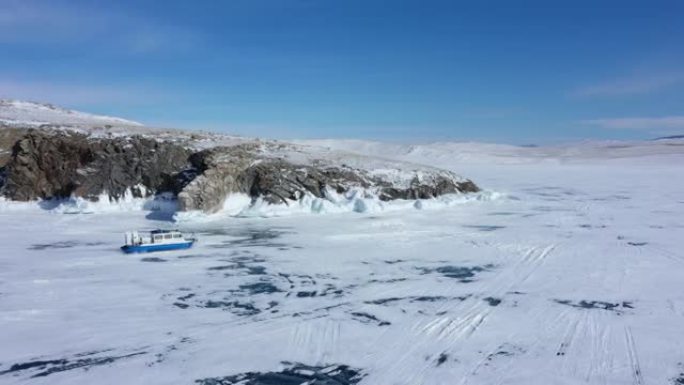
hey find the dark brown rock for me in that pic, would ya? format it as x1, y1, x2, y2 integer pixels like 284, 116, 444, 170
241, 160, 370, 204
1, 130, 191, 201
176, 147, 480, 212
378, 175, 479, 201
0, 126, 27, 168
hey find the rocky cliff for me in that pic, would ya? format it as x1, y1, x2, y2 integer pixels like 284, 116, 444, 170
177, 147, 479, 212
0, 128, 480, 212
1, 130, 191, 201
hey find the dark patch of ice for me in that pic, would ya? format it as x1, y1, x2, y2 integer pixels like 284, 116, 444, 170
206, 228, 293, 249
483, 297, 502, 306
420, 264, 494, 281
365, 297, 403, 305
672, 363, 684, 385
73, 349, 114, 357
578, 224, 607, 229
293, 274, 317, 285
384, 259, 405, 264
413, 295, 450, 302
203, 300, 261, 316
178, 293, 196, 301
245, 266, 267, 275
627, 242, 648, 246
0, 351, 146, 378
197, 227, 291, 237
365, 295, 468, 306
436, 353, 448, 366
553, 299, 634, 313
488, 351, 512, 359
368, 278, 408, 284
350, 312, 391, 326
319, 286, 344, 297
462, 225, 506, 232
149, 337, 193, 366
28, 241, 106, 250
141, 257, 167, 262
238, 282, 282, 295
174, 290, 246, 311
485, 344, 524, 365
195, 363, 365, 385
207, 254, 267, 276
208, 265, 236, 271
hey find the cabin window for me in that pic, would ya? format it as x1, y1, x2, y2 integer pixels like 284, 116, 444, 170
154, 235, 162, 241
164, 234, 172, 240
173, 234, 182, 238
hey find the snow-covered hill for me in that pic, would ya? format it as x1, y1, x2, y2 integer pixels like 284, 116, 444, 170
295, 137, 684, 165
0, 99, 143, 128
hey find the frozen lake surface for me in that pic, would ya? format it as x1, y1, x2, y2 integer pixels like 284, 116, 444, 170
1, 141, 683, 384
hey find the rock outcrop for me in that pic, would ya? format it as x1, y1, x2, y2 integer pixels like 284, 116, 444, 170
0, 129, 480, 212
176, 146, 479, 213
1, 130, 191, 201
176, 145, 256, 212
0, 126, 26, 167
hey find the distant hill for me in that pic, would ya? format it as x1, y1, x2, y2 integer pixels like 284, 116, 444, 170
0, 99, 143, 128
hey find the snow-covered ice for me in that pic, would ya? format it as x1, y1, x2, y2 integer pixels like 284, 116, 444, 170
1, 139, 683, 384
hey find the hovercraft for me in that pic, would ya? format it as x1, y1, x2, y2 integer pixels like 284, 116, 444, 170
121, 229, 196, 253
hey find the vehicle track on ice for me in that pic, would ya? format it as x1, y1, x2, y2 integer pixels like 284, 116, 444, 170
367, 243, 556, 384
548, 307, 649, 384
453, 243, 558, 384
624, 326, 645, 385
288, 318, 342, 362
422, 243, 556, 340
555, 311, 584, 358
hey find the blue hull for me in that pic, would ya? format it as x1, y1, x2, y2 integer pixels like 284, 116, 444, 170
121, 241, 194, 254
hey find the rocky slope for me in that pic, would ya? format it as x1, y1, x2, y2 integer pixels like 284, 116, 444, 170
0, 101, 480, 212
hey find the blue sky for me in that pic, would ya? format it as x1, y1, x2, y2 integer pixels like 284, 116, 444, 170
1, 0, 683, 142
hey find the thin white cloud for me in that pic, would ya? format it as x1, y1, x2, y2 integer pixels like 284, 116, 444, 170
572, 73, 684, 97
0, 0, 201, 54
0, 1, 107, 41
583, 116, 684, 133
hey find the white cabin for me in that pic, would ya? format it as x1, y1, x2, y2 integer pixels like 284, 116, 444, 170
124, 229, 188, 246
